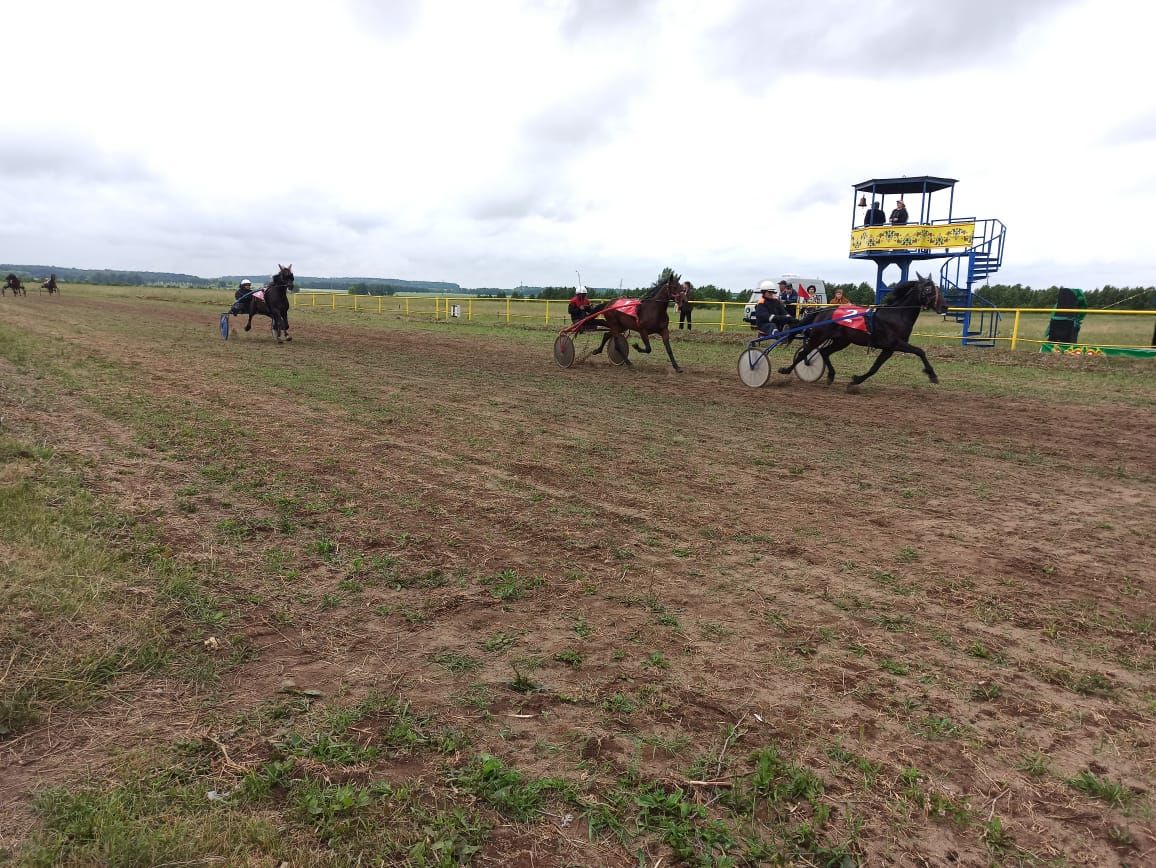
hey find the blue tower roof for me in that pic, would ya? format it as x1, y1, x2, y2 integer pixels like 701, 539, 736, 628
853, 176, 957, 195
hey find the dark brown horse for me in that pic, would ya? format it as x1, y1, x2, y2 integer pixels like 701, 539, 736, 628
780, 273, 948, 390
243, 264, 294, 342
3, 274, 26, 297
41, 274, 60, 295
592, 268, 688, 372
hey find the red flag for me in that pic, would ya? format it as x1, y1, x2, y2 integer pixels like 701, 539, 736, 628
797, 283, 811, 300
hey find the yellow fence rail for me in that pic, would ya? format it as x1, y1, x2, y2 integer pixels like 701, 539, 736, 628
290, 294, 1156, 353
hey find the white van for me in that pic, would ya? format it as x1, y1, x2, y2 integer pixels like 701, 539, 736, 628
742, 277, 827, 324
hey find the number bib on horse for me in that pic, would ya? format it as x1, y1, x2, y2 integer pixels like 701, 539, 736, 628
602, 297, 642, 327
832, 305, 871, 333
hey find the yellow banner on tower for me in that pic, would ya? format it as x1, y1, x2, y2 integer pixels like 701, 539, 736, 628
849, 222, 975, 253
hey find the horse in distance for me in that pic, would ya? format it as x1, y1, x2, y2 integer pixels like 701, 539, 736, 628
3, 274, 26, 296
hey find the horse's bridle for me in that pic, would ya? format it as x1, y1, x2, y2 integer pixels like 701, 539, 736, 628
922, 281, 942, 312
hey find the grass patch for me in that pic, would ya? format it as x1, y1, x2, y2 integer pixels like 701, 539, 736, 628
479, 569, 543, 602
431, 651, 482, 675
0, 434, 234, 737
481, 631, 519, 652
553, 650, 583, 667
447, 754, 572, 821
1067, 770, 1138, 809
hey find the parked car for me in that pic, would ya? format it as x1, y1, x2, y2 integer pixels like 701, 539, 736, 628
742, 277, 827, 324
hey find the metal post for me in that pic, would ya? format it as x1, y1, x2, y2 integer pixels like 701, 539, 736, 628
311, 294, 316, 307
353, 295, 358, 311
405, 298, 410, 317
719, 302, 726, 333
545, 300, 550, 326
331, 294, 336, 310
377, 296, 383, 313
506, 298, 511, 324
1010, 310, 1022, 351
468, 299, 473, 321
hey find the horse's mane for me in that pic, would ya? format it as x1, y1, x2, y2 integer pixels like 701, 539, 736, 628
640, 267, 680, 300
881, 278, 928, 306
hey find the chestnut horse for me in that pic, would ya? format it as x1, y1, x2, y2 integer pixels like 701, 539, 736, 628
593, 269, 688, 372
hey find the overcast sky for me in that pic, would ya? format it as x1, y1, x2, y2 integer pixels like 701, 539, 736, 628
3, 0, 1153, 289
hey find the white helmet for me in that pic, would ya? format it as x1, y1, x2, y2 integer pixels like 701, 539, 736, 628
757, 279, 777, 292
240, 279, 252, 287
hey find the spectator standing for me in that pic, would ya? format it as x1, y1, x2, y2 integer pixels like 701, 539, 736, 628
677, 281, 694, 330
865, 201, 887, 226
778, 280, 799, 316
890, 200, 909, 225
830, 288, 852, 306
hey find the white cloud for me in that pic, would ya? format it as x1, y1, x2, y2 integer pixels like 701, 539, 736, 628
1, 0, 1152, 288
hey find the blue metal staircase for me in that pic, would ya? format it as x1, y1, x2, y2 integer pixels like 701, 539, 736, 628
938, 218, 1006, 347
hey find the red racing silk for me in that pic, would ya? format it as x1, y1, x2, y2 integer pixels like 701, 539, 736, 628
831, 305, 870, 332
602, 297, 642, 325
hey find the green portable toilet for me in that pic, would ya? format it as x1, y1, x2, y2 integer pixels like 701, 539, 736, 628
1045, 287, 1087, 344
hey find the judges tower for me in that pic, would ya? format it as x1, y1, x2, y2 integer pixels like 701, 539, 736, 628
849, 176, 1006, 346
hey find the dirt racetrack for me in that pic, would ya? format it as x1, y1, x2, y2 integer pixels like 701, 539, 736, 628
1, 289, 1153, 866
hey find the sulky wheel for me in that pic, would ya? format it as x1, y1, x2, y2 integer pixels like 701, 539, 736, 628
793, 349, 826, 382
553, 333, 575, 368
736, 348, 771, 387
219, 313, 230, 340
607, 335, 630, 366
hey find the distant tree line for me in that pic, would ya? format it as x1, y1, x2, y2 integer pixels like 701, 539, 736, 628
351, 280, 1156, 308
1, 264, 212, 287
346, 283, 398, 296
3, 263, 1151, 309
336, 277, 459, 293
512, 284, 744, 302
969, 284, 1156, 309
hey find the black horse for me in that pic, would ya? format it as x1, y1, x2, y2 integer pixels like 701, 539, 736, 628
3, 274, 26, 297
592, 268, 687, 372
243, 264, 294, 342
780, 273, 948, 390
41, 274, 60, 295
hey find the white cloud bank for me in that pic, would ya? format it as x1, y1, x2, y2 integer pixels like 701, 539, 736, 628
2, 0, 1152, 289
